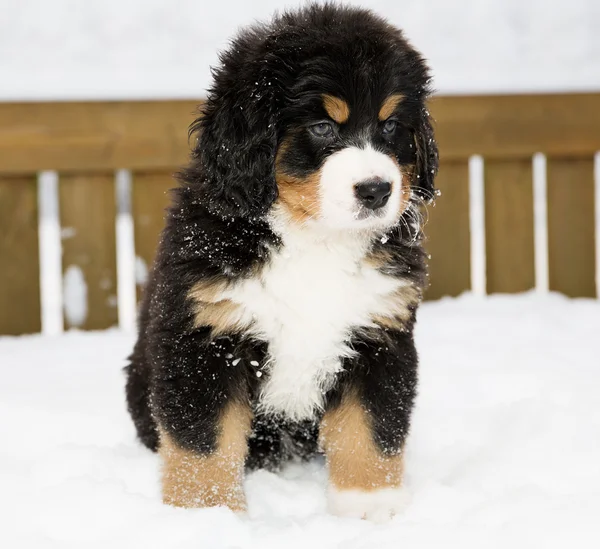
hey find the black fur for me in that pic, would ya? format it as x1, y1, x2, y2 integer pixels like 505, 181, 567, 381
125, 3, 437, 471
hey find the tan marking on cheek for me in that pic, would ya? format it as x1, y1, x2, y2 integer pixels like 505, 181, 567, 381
275, 137, 322, 225
399, 164, 416, 215
159, 401, 252, 510
322, 94, 350, 124
276, 171, 322, 225
378, 94, 405, 121
385, 155, 413, 217
320, 391, 404, 491
188, 280, 248, 336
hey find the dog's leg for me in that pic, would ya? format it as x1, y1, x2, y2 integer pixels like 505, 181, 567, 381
320, 391, 407, 522
159, 399, 252, 511
125, 271, 159, 451
125, 355, 159, 452
320, 330, 418, 523
151, 329, 255, 511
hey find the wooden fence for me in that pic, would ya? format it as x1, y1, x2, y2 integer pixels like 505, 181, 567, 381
0, 94, 599, 335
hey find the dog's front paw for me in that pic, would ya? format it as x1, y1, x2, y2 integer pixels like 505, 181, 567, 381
162, 479, 247, 512
327, 486, 409, 523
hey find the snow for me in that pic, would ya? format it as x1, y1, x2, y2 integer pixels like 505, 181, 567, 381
3, 293, 600, 548
62, 265, 88, 328
1, 0, 599, 101
134, 257, 149, 286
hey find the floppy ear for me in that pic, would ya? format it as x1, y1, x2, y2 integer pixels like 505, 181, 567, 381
182, 59, 279, 218
413, 107, 439, 203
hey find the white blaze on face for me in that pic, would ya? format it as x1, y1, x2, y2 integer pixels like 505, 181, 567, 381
318, 144, 404, 229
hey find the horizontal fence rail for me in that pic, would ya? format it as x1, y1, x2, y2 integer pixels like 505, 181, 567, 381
0, 94, 599, 335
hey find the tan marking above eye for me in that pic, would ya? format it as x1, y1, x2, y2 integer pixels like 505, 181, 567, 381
378, 94, 405, 121
322, 94, 350, 124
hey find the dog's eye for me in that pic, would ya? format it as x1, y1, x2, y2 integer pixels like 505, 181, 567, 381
309, 122, 334, 138
382, 119, 398, 135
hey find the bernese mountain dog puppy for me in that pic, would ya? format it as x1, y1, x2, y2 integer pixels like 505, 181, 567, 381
125, 3, 438, 522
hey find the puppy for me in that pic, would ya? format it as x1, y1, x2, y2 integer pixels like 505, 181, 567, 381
125, 3, 438, 522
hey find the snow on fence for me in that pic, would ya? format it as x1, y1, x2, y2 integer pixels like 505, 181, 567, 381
0, 94, 599, 336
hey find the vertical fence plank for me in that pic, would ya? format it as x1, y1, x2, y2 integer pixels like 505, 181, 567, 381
425, 160, 471, 299
131, 171, 174, 300
547, 158, 596, 297
0, 175, 41, 335
59, 173, 118, 330
485, 159, 535, 293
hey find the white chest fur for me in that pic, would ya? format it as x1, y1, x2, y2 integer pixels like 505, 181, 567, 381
225, 224, 406, 421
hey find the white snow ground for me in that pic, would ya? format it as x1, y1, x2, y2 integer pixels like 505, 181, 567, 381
1, 0, 599, 100
2, 293, 600, 549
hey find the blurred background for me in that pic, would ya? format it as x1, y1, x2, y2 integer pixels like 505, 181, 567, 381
0, 0, 599, 336
2, 0, 599, 99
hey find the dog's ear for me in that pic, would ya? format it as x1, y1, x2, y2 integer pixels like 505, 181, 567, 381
182, 50, 279, 218
413, 107, 439, 203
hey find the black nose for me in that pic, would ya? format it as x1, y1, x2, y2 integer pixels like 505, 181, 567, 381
354, 180, 392, 210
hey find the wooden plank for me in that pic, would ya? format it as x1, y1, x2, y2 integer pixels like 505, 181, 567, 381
547, 158, 596, 297
429, 93, 600, 160
485, 159, 535, 294
1, 94, 600, 173
0, 175, 41, 335
425, 160, 471, 299
0, 101, 197, 173
131, 170, 175, 300
59, 173, 118, 330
